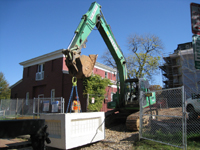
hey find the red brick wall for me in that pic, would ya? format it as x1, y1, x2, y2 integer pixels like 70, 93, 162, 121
11, 56, 116, 113
11, 58, 63, 99
93, 67, 116, 81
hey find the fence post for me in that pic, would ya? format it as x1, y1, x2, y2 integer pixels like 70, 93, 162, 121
184, 90, 187, 150
166, 98, 168, 109
37, 98, 39, 118
22, 99, 24, 116
61, 97, 65, 113
63, 98, 65, 113
139, 91, 143, 140
60, 97, 62, 113
181, 86, 187, 150
33, 98, 35, 114
15, 98, 18, 119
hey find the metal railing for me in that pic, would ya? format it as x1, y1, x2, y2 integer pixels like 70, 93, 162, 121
0, 97, 64, 120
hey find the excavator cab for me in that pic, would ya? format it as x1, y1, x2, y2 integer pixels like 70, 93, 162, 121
124, 78, 140, 106
124, 78, 156, 107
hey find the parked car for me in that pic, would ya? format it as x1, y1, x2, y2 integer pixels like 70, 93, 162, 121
186, 94, 200, 120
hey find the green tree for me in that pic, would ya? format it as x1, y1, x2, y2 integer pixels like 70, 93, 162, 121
127, 33, 164, 81
83, 74, 112, 111
0, 72, 11, 100
101, 33, 164, 82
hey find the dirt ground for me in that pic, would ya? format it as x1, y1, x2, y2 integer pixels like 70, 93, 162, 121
157, 107, 183, 116
0, 107, 197, 150
0, 123, 138, 150
156, 107, 200, 120
0, 138, 32, 150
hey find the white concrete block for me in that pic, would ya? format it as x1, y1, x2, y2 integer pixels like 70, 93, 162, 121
40, 112, 105, 149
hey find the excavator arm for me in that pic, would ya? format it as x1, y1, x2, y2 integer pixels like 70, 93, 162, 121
63, 2, 157, 131
62, 2, 128, 106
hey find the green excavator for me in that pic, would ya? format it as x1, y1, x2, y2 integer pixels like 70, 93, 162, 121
62, 2, 156, 130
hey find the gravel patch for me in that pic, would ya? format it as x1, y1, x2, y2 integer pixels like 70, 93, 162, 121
71, 123, 139, 150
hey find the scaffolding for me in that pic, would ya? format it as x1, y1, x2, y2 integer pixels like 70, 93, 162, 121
160, 42, 200, 99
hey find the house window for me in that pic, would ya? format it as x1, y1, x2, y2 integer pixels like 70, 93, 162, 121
38, 64, 44, 72
51, 89, 55, 103
105, 72, 108, 78
36, 64, 44, 81
26, 92, 29, 105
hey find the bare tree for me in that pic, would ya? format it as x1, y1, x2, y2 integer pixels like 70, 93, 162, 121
100, 49, 117, 69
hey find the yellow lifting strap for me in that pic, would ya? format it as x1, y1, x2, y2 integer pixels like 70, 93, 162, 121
72, 77, 77, 86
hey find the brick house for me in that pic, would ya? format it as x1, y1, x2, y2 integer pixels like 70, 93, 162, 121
10, 49, 117, 112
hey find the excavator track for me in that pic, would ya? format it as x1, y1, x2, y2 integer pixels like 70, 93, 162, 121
126, 111, 140, 131
126, 108, 158, 131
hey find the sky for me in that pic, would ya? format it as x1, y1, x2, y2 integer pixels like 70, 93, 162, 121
0, 0, 199, 86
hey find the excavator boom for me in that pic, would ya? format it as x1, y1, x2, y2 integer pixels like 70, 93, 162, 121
63, 2, 128, 106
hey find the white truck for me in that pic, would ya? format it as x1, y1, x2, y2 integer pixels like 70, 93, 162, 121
186, 94, 200, 120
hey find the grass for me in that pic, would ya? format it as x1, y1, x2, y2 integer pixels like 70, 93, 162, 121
133, 139, 182, 150
142, 129, 182, 146
132, 133, 200, 150
0, 116, 14, 120
187, 133, 200, 149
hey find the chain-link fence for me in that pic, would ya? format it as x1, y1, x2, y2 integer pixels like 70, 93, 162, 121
139, 87, 187, 149
0, 97, 64, 120
184, 86, 200, 145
